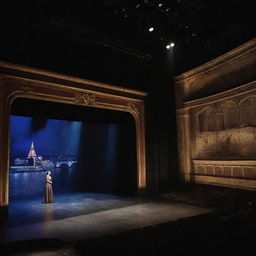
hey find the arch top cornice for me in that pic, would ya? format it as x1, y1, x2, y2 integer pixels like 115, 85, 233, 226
174, 38, 256, 107
0, 61, 147, 100
175, 38, 256, 83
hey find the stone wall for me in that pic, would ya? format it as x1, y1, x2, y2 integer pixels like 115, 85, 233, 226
175, 38, 256, 190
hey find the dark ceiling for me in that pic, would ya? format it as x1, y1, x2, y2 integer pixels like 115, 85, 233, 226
1, 0, 256, 76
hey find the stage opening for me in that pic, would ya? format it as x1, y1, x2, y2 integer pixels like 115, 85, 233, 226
9, 98, 137, 204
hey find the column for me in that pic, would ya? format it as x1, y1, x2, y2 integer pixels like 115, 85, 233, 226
176, 108, 192, 183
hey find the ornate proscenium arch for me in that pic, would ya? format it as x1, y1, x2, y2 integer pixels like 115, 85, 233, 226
0, 61, 147, 207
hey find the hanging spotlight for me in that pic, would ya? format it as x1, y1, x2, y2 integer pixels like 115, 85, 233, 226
158, 3, 163, 7
149, 27, 154, 32
166, 42, 175, 49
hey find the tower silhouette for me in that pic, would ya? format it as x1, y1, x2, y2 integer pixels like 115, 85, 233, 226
27, 141, 37, 166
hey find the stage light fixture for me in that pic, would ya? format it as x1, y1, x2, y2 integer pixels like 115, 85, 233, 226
149, 27, 154, 32
166, 42, 175, 49
158, 3, 163, 7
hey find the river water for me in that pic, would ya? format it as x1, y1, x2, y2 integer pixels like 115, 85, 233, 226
10, 166, 76, 200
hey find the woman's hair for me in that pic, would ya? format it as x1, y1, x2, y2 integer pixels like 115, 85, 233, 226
47, 171, 51, 175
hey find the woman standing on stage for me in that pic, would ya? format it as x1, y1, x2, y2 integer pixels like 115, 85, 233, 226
44, 171, 53, 203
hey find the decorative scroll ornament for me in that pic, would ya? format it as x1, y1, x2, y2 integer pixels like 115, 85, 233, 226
75, 93, 96, 106
128, 102, 139, 116
22, 85, 33, 94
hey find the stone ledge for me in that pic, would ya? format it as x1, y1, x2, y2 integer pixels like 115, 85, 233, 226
193, 160, 256, 180
193, 160, 256, 166
193, 174, 256, 191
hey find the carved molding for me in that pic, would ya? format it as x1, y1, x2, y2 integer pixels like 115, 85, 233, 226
193, 159, 256, 166
74, 92, 97, 106
128, 102, 139, 116
193, 160, 256, 180
193, 175, 256, 191
182, 80, 256, 109
194, 93, 256, 132
21, 85, 34, 94
0, 61, 147, 99
175, 38, 256, 82
176, 108, 190, 115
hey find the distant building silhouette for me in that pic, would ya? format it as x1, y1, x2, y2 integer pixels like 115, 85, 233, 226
11, 141, 76, 171
27, 141, 38, 166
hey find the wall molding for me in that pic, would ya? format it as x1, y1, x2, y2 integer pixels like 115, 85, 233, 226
193, 175, 256, 191
179, 79, 256, 110
175, 38, 256, 83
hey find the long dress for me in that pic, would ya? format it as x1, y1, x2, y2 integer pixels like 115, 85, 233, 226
44, 175, 53, 203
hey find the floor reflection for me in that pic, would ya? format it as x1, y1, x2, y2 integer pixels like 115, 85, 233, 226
8, 193, 145, 227
44, 205, 54, 222
2, 193, 211, 243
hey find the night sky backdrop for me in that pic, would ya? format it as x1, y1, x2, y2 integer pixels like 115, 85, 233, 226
9, 115, 128, 199
10, 115, 83, 157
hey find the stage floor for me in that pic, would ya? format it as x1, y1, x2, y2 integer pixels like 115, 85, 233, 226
1, 193, 211, 243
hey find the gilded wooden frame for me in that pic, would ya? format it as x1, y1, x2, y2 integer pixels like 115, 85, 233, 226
0, 61, 147, 207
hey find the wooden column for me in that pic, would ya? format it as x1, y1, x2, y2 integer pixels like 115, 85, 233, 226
0, 78, 4, 206
129, 103, 146, 192
176, 108, 192, 182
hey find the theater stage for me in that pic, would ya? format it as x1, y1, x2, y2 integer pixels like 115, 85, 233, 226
1, 193, 211, 243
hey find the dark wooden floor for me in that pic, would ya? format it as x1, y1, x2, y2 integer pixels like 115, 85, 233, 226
1, 184, 256, 256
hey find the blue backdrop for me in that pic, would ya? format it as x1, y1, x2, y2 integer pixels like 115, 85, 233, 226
9, 115, 119, 200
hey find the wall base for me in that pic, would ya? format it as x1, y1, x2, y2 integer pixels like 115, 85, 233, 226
193, 174, 256, 191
